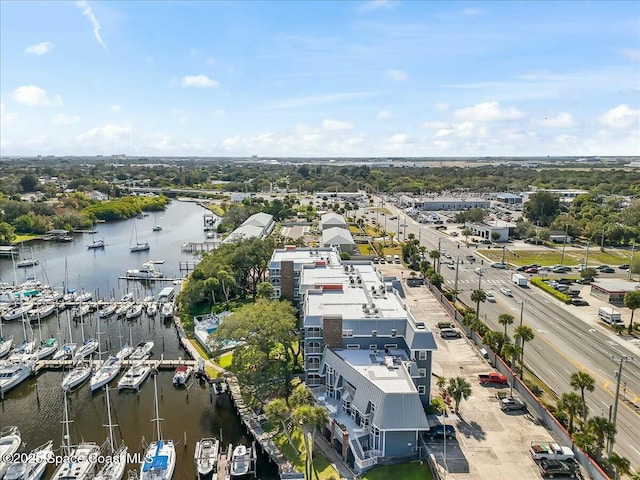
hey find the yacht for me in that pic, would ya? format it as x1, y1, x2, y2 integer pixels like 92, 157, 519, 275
140, 375, 176, 480
194, 437, 219, 479
0, 360, 33, 394
53, 342, 77, 360
146, 302, 158, 317
94, 386, 128, 480
125, 303, 144, 320
3, 303, 34, 321
99, 302, 118, 318
118, 363, 152, 390
8, 339, 36, 362
129, 341, 154, 361
27, 303, 56, 321
51, 393, 100, 480
87, 239, 105, 249
116, 302, 133, 318
229, 444, 252, 477
171, 365, 193, 386
61, 362, 93, 391
116, 343, 133, 361
90, 356, 122, 392
74, 338, 99, 361
130, 242, 150, 253
0, 426, 21, 478
3, 439, 53, 480
31, 336, 58, 360
160, 302, 174, 320
126, 262, 164, 280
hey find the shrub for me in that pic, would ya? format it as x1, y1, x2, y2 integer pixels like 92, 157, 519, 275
530, 278, 571, 304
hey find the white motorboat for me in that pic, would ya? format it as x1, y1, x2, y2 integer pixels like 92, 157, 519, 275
116, 302, 133, 318
32, 337, 58, 360
160, 302, 174, 319
94, 386, 128, 480
53, 342, 77, 360
140, 375, 176, 480
0, 335, 13, 358
0, 426, 21, 478
27, 303, 56, 321
126, 262, 164, 280
71, 303, 91, 319
229, 444, 252, 477
146, 302, 158, 316
8, 340, 36, 362
121, 293, 134, 302
65, 289, 93, 303
16, 259, 39, 268
61, 362, 92, 391
194, 437, 219, 479
87, 239, 105, 249
90, 356, 122, 392
3, 303, 34, 321
118, 363, 152, 390
129, 341, 154, 361
116, 343, 133, 361
74, 338, 98, 361
126, 303, 144, 320
152, 225, 162, 232
0, 360, 33, 394
51, 393, 100, 480
100, 302, 118, 318
3, 439, 53, 480
171, 365, 193, 386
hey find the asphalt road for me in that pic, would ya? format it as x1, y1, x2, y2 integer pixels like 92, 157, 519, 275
373, 200, 640, 470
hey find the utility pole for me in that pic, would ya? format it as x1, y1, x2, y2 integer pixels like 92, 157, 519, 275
629, 240, 636, 281
600, 226, 605, 250
501, 245, 506, 265
584, 241, 590, 268
437, 238, 442, 274
518, 300, 528, 327
608, 355, 632, 457
560, 223, 569, 265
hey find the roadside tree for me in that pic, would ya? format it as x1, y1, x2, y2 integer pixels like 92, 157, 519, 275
446, 377, 472, 414
514, 325, 535, 379
570, 371, 595, 420
623, 290, 640, 333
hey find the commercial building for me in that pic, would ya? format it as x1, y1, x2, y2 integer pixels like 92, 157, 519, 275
320, 212, 347, 230
493, 192, 523, 204
399, 195, 490, 211
590, 281, 639, 306
222, 212, 274, 244
322, 227, 356, 253
464, 220, 513, 242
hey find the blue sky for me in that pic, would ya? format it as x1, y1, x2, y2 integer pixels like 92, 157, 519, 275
1, 0, 639, 157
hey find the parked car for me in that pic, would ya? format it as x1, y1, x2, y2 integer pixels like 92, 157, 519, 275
427, 424, 455, 441
619, 264, 630, 270
491, 262, 508, 269
500, 398, 527, 411
530, 443, 575, 461
525, 267, 539, 273
577, 276, 594, 284
552, 266, 571, 273
446, 263, 456, 270
440, 328, 462, 339
478, 372, 508, 385
556, 278, 573, 285
571, 298, 589, 306
539, 459, 578, 478
500, 287, 513, 297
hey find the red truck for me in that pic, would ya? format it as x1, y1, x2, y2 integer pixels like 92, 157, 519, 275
478, 372, 508, 385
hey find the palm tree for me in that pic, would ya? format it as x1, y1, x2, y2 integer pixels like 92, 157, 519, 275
624, 290, 640, 333
607, 452, 631, 480
557, 392, 583, 434
293, 404, 330, 479
429, 250, 441, 270
264, 398, 297, 451
471, 289, 487, 320
446, 377, 472, 414
482, 330, 502, 367
289, 382, 314, 408
513, 325, 534, 379
570, 371, 595, 420
501, 343, 522, 397
585, 415, 616, 456
498, 313, 515, 338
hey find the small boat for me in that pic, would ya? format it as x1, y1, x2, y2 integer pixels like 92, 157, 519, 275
74, 291, 93, 303
8, 340, 36, 362
194, 437, 219, 479
121, 293, 134, 302
52, 342, 77, 360
27, 303, 56, 321
118, 363, 152, 390
129, 341, 154, 361
142, 295, 154, 303
31, 337, 58, 360
0, 360, 33, 394
116, 302, 133, 318
160, 302, 174, 320
229, 444, 252, 478
71, 303, 91, 319
87, 239, 105, 249
213, 381, 227, 395
130, 242, 150, 253
172, 365, 193, 386
74, 338, 98, 361
152, 225, 162, 232
100, 302, 118, 318
146, 302, 158, 317
3, 303, 34, 321
90, 356, 122, 392
125, 303, 144, 320
0, 335, 14, 358
140, 376, 176, 480
61, 362, 93, 391
16, 259, 39, 268
3, 439, 53, 480
126, 262, 164, 280
0, 426, 21, 478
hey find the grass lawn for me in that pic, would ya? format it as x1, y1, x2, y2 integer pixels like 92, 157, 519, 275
348, 225, 361, 235
357, 243, 374, 255
272, 429, 340, 480
12, 234, 40, 244
360, 462, 434, 480
478, 248, 631, 266
218, 351, 233, 369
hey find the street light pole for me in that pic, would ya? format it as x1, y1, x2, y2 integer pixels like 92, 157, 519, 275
629, 240, 636, 281
518, 300, 528, 327
608, 355, 632, 457
453, 256, 460, 303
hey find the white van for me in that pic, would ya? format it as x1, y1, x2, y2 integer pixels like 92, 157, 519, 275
385, 254, 393, 263
393, 254, 401, 264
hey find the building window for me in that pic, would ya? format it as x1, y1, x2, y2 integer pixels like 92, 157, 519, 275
384, 344, 397, 350
418, 351, 427, 361
369, 344, 377, 350
371, 330, 377, 337
419, 368, 426, 377
391, 329, 397, 337
307, 327, 321, 337
342, 330, 353, 338
346, 344, 360, 349
418, 385, 426, 395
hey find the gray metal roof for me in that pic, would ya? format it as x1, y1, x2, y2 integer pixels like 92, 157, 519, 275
322, 227, 355, 245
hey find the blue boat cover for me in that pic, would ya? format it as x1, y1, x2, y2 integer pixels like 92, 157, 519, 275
142, 441, 167, 472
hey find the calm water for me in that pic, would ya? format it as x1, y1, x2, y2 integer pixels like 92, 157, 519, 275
0, 200, 278, 479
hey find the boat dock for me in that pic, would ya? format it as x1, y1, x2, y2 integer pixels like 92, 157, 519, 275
33, 358, 197, 374
181, 242, 217, 253
216, 446, 229, 480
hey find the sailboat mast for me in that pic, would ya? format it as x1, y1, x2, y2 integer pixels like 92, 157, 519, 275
62, 391, 73, 456
104, 386, 117, 453
153, 374, 162, 441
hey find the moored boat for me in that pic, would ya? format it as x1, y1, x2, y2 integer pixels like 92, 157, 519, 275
100, 302, 118, 318
3, 303, 34, 321
94, 386, 128, 480
28, 303, 56, 322
31, 336, 58, 360
53, 342, 77, 360
90, 355, 122, 392
0, 360, 33, 395
0, 426, 21, 478
87, 239, 105, 249
74, 338, 98, 361
229, 444, 252, 478
3, 439, 53, 480
160, 302, 174, 320
194, 437, 219, 479
129, 341, 154, 361
171, 365, 193, 386
61, 362, 93, 391
125, 303, 144, 320
146, 302, 158, 316
117, 363, 152, 390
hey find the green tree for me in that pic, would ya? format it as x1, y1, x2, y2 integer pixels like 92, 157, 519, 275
570, 371, 595, 420
491, 231, 501, 242
623, 290, 640, 333
264, 398, 297, 451
585, 416, 616, 457
462, 227, 472, 244
557, 392, 583, 434
498, 313, 514, 338
0, 222, 16, 245
471, 289, 487, 321
501, 343, 522, 397
293, 404, 329, 479
429, 250, 441, 270
607, 452, 631, 480
524, 191, 562, 226
513, 325, 535, 379
630, 256, 640, 280
582, 267, 598, 279
19, 174, 38, 193
256, 281, 275, 299
446, 377, 472, 414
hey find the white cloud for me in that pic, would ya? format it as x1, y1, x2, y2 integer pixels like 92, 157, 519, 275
435, 122, 488, 139
1, 104, 17, 125
12, 85, 63, 107
322, 119, 354, 131
272, 91, 379, 109
25, 41, 54, 55
555, 134, 577, 144
52, 113, 80, 125
76, 1, 108, 51
110, 104, 121, 112
386, 69, 407, 82
76, 123, 131, 142
620, 49, 640, 62
181, 74, 219, 88
542, 113, 576, 128
376, 110, 393, 119
435, 103, 449, 112
453, 102, 524, 122
389, 133, 411, 144
600, 104, 640, 128
422, 121, 448, 129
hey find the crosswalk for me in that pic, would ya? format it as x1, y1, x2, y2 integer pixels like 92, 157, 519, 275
445, 279, 507, 285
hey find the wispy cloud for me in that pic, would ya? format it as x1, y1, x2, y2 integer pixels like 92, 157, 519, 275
25, 41, 54, 56
181, 74, 219, 88
620, 48, 640, 62
386, 69, 407, 82
358, 0, 396, 13
76, 123, 131, 142
53, 113, 80, 125
600, 104, 639, 128
76, 1, 108, 51
453, 102, 525, 122
272, 91, 379, 109
1, 104, 18, 125
13, 85, 63, 107
376, 110, 393, 119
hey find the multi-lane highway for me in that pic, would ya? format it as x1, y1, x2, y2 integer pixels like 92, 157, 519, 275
372, 200, 640, 469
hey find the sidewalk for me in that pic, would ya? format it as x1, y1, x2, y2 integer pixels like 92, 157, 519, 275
313, 434, 357, 480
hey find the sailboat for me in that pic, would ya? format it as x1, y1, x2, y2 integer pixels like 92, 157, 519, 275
0, 317, 13, 358
73, 310, 98, 361
130, 223, 150, 253
53, 310, 77, 361
3, 439, 53, 480
87, 232, 105, 249
116, 324, 134, 361
140, 374, 176, 480
95, 386, 128, 480
0, 426, 22, 478
51, 391, 100, 480
8, 315, 36, 362
90, 317, 122, 391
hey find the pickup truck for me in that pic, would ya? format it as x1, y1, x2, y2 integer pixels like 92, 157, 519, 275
478, 372, 508, 385
529, 442, 575, 461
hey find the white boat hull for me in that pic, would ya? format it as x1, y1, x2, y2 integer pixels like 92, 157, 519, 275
3, 440, 53, 480
62, 364, 92, 391
0, 361, 32, 394
0, 426, 21, 478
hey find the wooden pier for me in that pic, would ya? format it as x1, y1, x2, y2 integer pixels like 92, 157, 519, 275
181, 242, 217, 253
216, 446, 229, 480
33, 358, 197, 374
